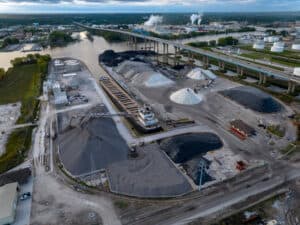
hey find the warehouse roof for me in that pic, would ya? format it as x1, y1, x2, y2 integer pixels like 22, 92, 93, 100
0, 182, 18, 221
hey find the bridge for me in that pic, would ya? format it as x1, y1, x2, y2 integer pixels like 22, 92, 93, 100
75, 22, 299, 93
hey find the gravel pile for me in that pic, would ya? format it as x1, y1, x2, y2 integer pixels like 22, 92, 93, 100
187, 68, 205, 80
170, 88, 203, 105
115, 60, 173, 87
58, 117, 128, 176
220, 86, 282, 113
145, 73, 174, 87
160, 133, 223, 164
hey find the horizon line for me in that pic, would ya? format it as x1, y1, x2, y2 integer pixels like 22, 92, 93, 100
0, 10, 299, 15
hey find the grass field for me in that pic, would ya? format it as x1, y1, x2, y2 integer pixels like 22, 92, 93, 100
0, 64, 41, 104
0, 127, 34, 174
239, 45, 300, 67
0, 64, 42, 124
0, 54, 50, 173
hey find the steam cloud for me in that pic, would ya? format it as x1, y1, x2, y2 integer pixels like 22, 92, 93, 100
190, 13, 202, 25
144, 15, 163, 26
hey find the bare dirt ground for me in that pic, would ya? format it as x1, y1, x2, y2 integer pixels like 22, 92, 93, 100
30, 172, 121, 225
0, 102, 21, 155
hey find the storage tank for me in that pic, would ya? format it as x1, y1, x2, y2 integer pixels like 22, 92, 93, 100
268, 36, 279, 42
294, 68, 300, 76
292, 43, 300, 51
64, 59, 81, 72
264, 36, 279, 43
273, 42, 284, 48
253, 40, 265, 50
271, 42, 284, 52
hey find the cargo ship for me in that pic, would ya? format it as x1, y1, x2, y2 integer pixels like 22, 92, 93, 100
99, 75, 161, 133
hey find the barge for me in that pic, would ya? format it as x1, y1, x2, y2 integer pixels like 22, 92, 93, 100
99, 75, 161, 133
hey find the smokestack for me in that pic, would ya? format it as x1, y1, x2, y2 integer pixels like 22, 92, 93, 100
144, 15, 163, 27
190, 13, 202, 26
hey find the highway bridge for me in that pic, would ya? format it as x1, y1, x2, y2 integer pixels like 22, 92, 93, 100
75, 22, 299, 93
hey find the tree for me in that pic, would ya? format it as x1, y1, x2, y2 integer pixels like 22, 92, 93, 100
189, 41, 209, 48
49, 31, 74, 47
209, 40, 217, 47
0, 68, 5, 80
218, 36, 238, 46
1, 37, 19, 48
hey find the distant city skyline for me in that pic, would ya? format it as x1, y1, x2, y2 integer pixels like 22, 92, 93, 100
0, 0, 299, 13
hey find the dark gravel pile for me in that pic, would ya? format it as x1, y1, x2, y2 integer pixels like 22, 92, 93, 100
99, 50, 155, 67
58, 117, 128, 176
220, 86, 282, 113
159, 133, 223, 164
159, 133, 222, 186
108, 144, 193, 198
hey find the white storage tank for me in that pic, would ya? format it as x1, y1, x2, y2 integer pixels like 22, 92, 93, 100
64, 59, 81, 72
253, 40, 265, 50
271, 42, 284, 52
292, 44, 300, 51
268, 36, 279, 42
264, 36, 279, 43
294, 68, 300, 76
273, 42, 284, 48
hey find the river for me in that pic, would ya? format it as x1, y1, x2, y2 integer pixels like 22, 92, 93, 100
0, 32, 131, 78
0, 31, 259, 75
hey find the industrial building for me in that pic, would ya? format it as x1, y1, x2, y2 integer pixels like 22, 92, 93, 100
64, 60, 81, 73
52, 82, 68, 105
0, 182, 19, 225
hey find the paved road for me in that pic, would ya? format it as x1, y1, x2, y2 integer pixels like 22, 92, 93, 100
13, 176, 34, 225
0, 122, 37, 131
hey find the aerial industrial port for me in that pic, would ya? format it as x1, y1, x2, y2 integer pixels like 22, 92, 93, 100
0, 12, 300, 225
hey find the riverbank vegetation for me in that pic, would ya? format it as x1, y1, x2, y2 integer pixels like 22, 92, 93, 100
0, 127, 34, 174
90, 29, 126, 42
49, 30, 75, 47
188, 36, 239, 48
0, 54, 50, 174
0, 37, 19, 49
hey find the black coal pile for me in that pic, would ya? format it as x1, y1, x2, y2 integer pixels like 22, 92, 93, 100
220, 86, 282, 113
172, 64, 185, 71
160, 133, 223, 164
99, 50, 156, 67
159, 133, 222, 185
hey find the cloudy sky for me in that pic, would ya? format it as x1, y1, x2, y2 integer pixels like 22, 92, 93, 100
0, 0, 299, 13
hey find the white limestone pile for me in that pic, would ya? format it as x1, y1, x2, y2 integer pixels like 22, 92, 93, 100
187, 68, 205, 80
170, 88, 203, 105
144, 72, 174, 87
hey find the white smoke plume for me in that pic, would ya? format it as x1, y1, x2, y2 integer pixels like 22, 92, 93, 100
144, 15, 163, 26
190, 13, 203, 25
